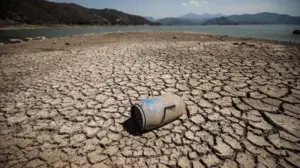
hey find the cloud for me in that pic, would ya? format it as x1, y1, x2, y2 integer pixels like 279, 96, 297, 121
223, 3, 273, 15
182, 0, 209, 7
189, 0, 200, 6
202, 0, 208, 5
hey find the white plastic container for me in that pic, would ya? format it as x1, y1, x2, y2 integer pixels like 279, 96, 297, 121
131, 94, 186, 131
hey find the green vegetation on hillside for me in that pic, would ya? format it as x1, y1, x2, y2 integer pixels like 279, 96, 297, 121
0, 0, 159, 26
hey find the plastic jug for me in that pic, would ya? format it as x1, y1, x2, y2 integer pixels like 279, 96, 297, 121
131, 94, 186, 131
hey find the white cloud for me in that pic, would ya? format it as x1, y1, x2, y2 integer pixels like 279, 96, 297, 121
189, 0, 200, 6
202, 0, 208, 5
223, 3, 273, 15
182, 2, 187, 6
182, 0, 209, 7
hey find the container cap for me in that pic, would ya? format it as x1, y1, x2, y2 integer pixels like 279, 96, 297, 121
131, 105, 145, 131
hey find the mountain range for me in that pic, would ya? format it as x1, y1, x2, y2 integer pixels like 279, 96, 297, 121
157, 12, 300, 25
179, 13, 223, 21
1, 0, 300, 26
202, 17, 238, 25
0, 0, 159, 26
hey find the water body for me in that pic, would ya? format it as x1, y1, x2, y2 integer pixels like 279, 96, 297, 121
0, 25, 299, 43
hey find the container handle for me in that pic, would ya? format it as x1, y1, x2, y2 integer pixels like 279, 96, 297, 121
160, 105, 176, 124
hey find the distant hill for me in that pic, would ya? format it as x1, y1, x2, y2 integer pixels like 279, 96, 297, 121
157, 13, 223, 25
227, 12, 300, 24
158, 13, 224, 25
0, 0, 159, 25
159, 12, 300, 25
144, 16, 156, 22
202, 17, 238, 25
179, 13, 223, 21
157, 17, 196, 25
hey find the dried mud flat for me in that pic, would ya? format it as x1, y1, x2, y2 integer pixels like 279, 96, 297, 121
0, 32, 300, 168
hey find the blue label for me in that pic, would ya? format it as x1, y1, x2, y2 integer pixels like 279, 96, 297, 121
143, 99, 157, 106
143, 98, 159, 113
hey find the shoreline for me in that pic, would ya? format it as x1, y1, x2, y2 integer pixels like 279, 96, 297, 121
0, 25, 299, 44
1, 23, 299, 30
0, 31, 299, 47
0, 31, 299, 55
0, 24, 162, 30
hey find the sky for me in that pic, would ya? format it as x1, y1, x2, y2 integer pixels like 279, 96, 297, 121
49, 0, 300, 18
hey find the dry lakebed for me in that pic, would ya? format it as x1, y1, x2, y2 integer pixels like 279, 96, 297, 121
0, 32, 300, 168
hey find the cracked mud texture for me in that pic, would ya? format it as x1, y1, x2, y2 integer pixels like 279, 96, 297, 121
0, 32, 300, 168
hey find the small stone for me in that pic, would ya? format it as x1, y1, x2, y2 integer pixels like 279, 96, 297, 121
198, 98, 213, 108
221, 134, 242, 150
83, 127, 99, 138
59, 123, 79, 134
161, 74, 172, 79
10, 39, 23, 43
24, 37, 33, 41
249, 120, 272, 131
257, 151, 277, 168
221, 160, 238, 168
99, 137, 112, 145
122, 149, 133, 157
283, 103, 300, 113
286, 151, 300, 167
236, 152, 255, 168
192, 161, 205, 168
91, 163, 111, 168
95, 94, 108, 103
201, 154, 221, 167
259, 86, 288, 98
71, 134, 86, 144
190, 114, 205, 124
279, 131, 300, 143
25, 158, 45, 167
158, 164, 169, 168
36, 36, 47, 40
7, 113, 27, 123
178, 156, 190, 168
176, 83, 189, 91
185, 131, 195, 140
196, 131, 214, 146
265, 113, 300, 136
213, 137, 234, 157
202, 121, 220, 134
188, 152, 198, 159
143, 148, 156, 156
53, 161, 68, 168
105, 146, 118, 156
213, 97, 232, 107
268, 134, 299, 150
191, 90, 203, 96
243, 98, 278, 112
247, 132, 270, 147
103, 97, 116, 107
87, 150, 107, 164
198, 83, 214, 91
204, 92, 221, 99
108, 133, 121, 141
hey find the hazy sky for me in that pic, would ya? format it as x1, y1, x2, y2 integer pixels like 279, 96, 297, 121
49, 0, 300, 18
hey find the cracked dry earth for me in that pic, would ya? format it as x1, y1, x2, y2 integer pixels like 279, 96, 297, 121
1, 35, 300, 168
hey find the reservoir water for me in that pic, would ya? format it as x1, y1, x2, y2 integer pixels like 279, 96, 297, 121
0, 25, 299, 43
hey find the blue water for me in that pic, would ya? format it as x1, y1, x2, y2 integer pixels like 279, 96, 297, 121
0, 25, 299, 43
